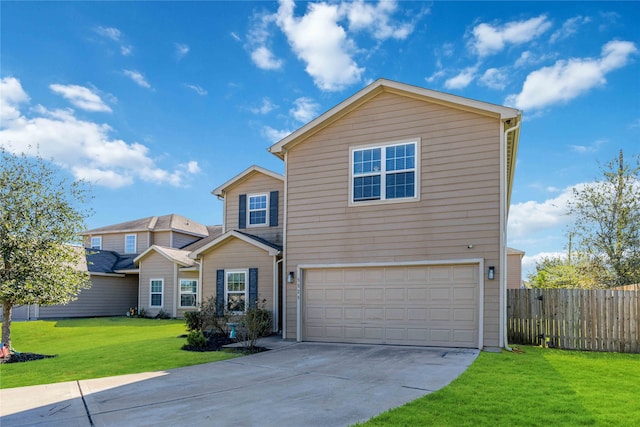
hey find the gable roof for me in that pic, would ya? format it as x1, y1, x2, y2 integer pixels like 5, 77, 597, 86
82, 214, 208, 238
268, 77, 522, 210
189, 230, 282, 258
212, 165, 284, 197
268, 78, 520, 158
180, 225, 224, 252
134, 245, 195, 267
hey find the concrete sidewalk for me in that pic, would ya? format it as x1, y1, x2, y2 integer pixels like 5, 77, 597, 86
1, 339, 478, 427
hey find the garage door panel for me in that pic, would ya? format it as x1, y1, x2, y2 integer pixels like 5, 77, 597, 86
303, 265, 479, 348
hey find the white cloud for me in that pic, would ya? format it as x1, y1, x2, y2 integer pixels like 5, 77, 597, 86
290, 97, 320, 122
175, 43, 189, 60
263, 125, 292, 143
123, 70, 151, 89
521, 251, 567, 274
95, 26, 132, 56
550, 15, 591, 43
341, 0, 415, 40
95, 26, 121, 41
569, 139, 607, 154
276, 0, 363, 91
251, 46, 284, 70
444, 66, 477, 90
479, 67, 508, 90
183, 161, 201, 174
184, 84, 207, 96
230, 32, 241, 42
50, 84, 112, 113
251, 98, 278, 115
0, 77, 197, 188
505, 40, 637, 110
470, 15, 551, 57
508, 185, 581, 238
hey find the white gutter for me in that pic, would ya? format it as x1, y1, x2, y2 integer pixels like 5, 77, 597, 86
274, 258, 283, 333
501, 119, 521, 352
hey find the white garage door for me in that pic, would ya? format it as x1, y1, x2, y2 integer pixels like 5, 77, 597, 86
303, 264, 479, 348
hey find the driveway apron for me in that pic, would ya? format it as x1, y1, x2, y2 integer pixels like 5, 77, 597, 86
0, 341, 478, 427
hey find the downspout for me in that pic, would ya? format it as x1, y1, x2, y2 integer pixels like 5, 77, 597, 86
173, 263, 178, 317
502, 119, 521, 352
197, 257, 203, 308
282, 149, 288, 340
274, 258, 283, 333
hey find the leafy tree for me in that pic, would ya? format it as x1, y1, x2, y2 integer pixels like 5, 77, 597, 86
1, 148, 92, 349
567, 150, 640, 287
528, 252, 610, 289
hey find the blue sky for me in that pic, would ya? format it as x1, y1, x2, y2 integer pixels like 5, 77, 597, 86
1, 1, 638, 277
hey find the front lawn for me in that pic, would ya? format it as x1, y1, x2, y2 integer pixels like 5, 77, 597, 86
0, 317, 238, 389
360, 346, 640, 426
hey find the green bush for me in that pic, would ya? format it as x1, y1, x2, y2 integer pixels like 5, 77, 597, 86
186, 331, 206, 348
184, 310, 205, 332
155, 309, 171, 319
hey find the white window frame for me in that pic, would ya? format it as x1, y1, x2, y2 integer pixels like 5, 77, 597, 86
150, 279, 164, 307
247, 193, 269, 227
349, 139, 420, 206
90, 236, 102, 250
179, 279, 198, 308
225, 269, 248, 313
125, 234, 137, 253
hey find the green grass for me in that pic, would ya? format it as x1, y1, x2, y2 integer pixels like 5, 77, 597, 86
0, 317, 238, 389
360, 346, 640, 427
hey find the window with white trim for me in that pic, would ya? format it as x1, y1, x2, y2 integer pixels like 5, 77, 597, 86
91, 236, 102, 250
351, 141, 418, 203
179, 279, 198, 308
150, 279, 163, 307
248, 194, 268, 226
225, 270, 247, 312
125, 234, 137, 253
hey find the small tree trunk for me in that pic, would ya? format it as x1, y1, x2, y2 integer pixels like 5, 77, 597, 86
2, 301, 12, 350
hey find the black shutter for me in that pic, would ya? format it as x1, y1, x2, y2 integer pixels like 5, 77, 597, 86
216, 269, 225, 316
238, 194, 247, 229
248, 268, 258, 309
269, 191, 279, 227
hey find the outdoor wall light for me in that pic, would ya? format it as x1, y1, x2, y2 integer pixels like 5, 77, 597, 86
287, 271, 295, 283
488, 266, 495, 280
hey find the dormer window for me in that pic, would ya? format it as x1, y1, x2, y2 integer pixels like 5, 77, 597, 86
248, 194, 268, 226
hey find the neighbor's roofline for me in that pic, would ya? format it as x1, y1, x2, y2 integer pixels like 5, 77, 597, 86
212, 165, 284, 197
268, 78, 521, 159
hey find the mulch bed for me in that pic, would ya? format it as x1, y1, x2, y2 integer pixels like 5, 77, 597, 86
181, 332, 237, 352
1, 353, 57, 364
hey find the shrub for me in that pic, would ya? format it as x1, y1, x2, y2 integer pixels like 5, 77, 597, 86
184, 310, 205, 332
234, 298, 273, 352
186, 331, 207, 348
155, 309, 171, 319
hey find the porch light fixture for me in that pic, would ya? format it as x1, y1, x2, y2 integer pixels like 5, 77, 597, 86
488, 266, 495, 280
287, 271, 295, 283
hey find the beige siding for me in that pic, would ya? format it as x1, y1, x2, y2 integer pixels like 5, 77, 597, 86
224, 174, 284, 246
84, 232, 145, 253
138, 252, 175, 317
284, 91, 503, 347
201, 238, 276, 323
35, 275, 138, 318
507, 253, 523, 289
152, 231, 171, 247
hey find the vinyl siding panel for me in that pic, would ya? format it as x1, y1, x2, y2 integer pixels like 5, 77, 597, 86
138, 252, 175, 317
224, 174, 284, 246
153, 231, 171, 248
284, 91, 503, 346
35, 275, 138, 318
507, 253, 523, 289
173, 232, 202, 249
200, 238, 276, 322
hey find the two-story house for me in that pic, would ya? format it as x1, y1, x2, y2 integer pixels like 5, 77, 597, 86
268, 78, 520, 351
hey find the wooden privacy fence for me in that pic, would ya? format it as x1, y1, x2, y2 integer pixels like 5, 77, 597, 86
507, 288, 640, 353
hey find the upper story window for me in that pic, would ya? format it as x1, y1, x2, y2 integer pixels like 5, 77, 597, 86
248, 194, 268, 226
125, 234, 137, 253
90, 236, 102, 250
351, 140, 419, 204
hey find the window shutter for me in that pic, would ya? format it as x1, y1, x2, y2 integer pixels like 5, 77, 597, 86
248, 268, 258, 309
238, 194, 247, 229
269, 191, 279, 227
216, 269, 225, 316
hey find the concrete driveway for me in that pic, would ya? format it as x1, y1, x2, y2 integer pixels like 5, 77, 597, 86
0, 339, 478, 427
